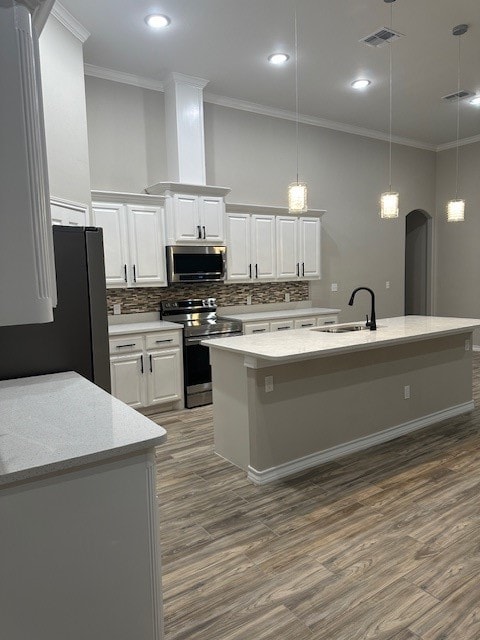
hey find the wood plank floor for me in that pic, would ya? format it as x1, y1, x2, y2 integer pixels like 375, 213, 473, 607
151, 353, 480, 640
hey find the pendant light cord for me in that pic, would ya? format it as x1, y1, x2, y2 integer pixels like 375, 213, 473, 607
388, 2, 393, 192
455, 33, 461, 199
294, 10, 299, 185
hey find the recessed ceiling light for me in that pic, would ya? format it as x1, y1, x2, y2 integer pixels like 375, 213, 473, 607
268, 53, 290, 65
470, 95, 480, 106
351, 79, 371, 90
145, 14, 170, 29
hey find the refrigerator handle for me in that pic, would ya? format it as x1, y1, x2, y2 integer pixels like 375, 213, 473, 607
140, 355, 144, 374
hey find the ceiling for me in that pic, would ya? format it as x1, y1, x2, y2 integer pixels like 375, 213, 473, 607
61, 0, 480, 147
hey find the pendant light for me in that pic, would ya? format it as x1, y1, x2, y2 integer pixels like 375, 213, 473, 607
446, 24, 468, 222
380, 0, 399, 219
288, 11, 307, 214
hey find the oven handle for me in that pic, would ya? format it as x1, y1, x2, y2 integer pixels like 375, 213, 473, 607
185, 332, 242, 346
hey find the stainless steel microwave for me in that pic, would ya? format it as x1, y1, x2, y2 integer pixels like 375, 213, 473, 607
166, 245, 226, 284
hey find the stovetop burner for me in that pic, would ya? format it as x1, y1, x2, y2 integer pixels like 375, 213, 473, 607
160, 298, 242, 337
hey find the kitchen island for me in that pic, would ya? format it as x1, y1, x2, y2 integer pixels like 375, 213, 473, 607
0, 372, 166, 640
204, 316, 480, 484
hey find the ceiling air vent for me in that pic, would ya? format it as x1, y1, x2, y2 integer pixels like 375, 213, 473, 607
442, 90, 474, 102
360, 27, 404, 48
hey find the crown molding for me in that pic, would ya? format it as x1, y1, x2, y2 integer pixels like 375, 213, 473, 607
203, 92, 437, 152
163, 72, 209, 90
51, 2, 90, 43
83, 64, 480, 152
84, 64, 164, 91
436, 133, 480, 152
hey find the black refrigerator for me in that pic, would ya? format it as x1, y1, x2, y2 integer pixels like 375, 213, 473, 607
0, 226, 111, 392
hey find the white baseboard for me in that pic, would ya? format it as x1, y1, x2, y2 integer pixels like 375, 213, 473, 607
247, 400, 474, 485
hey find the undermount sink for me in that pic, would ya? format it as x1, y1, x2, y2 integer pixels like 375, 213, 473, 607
313, 324, 369, 333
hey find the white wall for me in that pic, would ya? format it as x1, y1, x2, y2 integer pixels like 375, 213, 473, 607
205, 104, 436, 322
85, 76, 167, 193
39, 16, 91, 206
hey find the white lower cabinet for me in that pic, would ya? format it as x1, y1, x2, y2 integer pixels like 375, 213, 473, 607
110, 331, 183, 410
242, 313, 339, 335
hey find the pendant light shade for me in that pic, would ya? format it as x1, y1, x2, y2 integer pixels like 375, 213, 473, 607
287, 11, 308, 213
446, 198, 465, 222
380, 191, 399, 219
447, 24, 468, 222
288, 182, 308, 214
380, 0, 398, 219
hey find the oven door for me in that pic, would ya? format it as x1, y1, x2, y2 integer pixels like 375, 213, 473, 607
183, 333, 242, 408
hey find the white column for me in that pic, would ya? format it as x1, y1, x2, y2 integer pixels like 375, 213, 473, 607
0, 0, 55, 326
164, 72, 208, 185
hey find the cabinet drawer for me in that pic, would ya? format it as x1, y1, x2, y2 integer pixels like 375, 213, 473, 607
270, 320, 294, 332
244, 322, 270, 335
109, 335, 144, 353
316, 315, 339, 326
294, 317, 317, 329
145, 331, 181, 350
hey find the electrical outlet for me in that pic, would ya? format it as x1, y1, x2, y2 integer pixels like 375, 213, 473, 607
331, 283, 338, 292
285, 292, 290, 303
404, 385, 411, 400
246, 295, 252, 305
386, 281, 390, 289
113, 303, 121, 315
465, 339, 471, 351
265, 376, 274, 393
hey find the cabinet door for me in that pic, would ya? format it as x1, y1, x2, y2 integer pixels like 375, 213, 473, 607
127, 205, 167, 287
92, 202, 129, 287
276, 216, 299, 279
244, 322, 270, 335
147, 349, 183, 405
226, 213, 252, 281
251, 215, 276, 280
172, 194, 200, 242
200, 197, 225, 242
110, 353, 145, 408
299, 217, 321, 279
294, 317, 317, 329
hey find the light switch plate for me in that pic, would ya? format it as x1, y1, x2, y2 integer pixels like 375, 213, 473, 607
331, 283, 338, 292
113, 303, 121, 315
285, 292, 290, 302
246, 295, 252, 305
386, 281, 390, 289
265, 376, 274, 393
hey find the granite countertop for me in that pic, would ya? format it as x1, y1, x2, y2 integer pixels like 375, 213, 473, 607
218, 307, 341, 322
203, 316, 480, 364
0, 372, 167, 486
109, 320, 183, 336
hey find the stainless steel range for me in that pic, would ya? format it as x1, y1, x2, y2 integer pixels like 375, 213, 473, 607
160, 298, 242, 408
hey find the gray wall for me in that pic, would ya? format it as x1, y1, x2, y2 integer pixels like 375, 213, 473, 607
205, 104, 436, 322
405, 211, 429, 316
85, 76, 167, 192
85, 79, 437, 323
39, 17, 91, 205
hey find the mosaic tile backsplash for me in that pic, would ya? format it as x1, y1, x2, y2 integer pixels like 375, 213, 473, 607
107, 282, 309, 315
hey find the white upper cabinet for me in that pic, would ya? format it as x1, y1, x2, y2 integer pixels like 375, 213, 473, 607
167, 194, 225, 244
127, 205, 167, 287
92, 200, 167, 288
92, 202, 129, 287
276, 216, 299, 280
299, 217, 321, 279
251, 215, 276, 280
275, 215, 321, 281
226, 213, 251, 281
226, 213, 276, 282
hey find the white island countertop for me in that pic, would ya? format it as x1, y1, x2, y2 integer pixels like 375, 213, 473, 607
0, 372, 167, 486
203, 316, 480, 365
219, 307, 340, 322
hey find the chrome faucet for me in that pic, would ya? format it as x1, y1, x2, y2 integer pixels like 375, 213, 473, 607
348, 287, 377, 331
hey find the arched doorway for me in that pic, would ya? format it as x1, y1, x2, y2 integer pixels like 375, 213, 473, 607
405, 210, 432, 316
